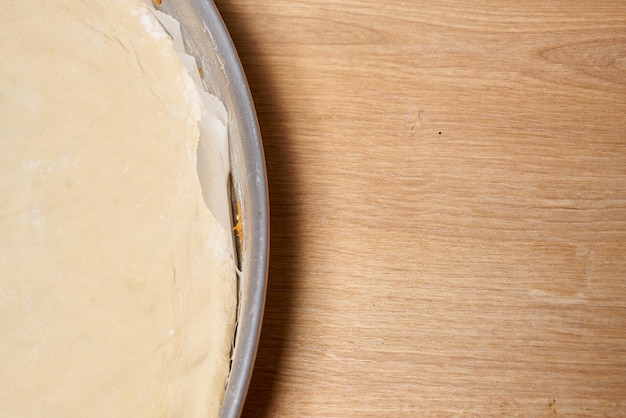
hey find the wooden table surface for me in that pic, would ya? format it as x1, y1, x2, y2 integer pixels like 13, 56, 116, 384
214, 1, 626, 416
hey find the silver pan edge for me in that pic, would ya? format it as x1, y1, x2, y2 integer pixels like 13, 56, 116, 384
159, 2, 269, 417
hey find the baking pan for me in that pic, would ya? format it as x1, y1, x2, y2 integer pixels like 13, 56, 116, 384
157, 1, 269, 416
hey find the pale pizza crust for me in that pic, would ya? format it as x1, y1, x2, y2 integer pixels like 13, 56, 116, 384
0, 1, 236, 417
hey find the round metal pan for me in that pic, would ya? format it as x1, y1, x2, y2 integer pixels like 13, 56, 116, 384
157, 1, 269, 417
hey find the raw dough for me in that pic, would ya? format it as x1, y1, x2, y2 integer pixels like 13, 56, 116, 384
0, 1, 236, 417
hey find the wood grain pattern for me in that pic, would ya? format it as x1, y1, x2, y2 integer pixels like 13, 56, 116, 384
213, 1, 626, 416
